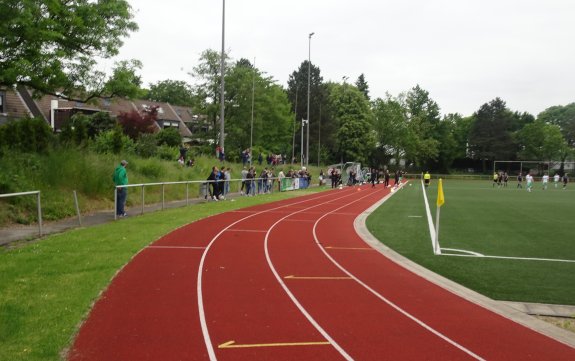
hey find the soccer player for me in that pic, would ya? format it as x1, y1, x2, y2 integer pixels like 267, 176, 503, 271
526, 173, 534, 192
517, 172, 523, 189
493, 172, 498, 187
424, 171, 431, 187
554, 173, 560, 188
563, 173, 569, 189
542, 173, 549, 190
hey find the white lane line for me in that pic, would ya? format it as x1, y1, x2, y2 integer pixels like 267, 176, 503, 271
263, 193, 374, 361
312, 192, 486, 361
197, 188, 357, 361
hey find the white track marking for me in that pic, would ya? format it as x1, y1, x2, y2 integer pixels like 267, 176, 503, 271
197, 189, 356, 361
263, 195, 368, 361
311, 191, 487, 361
441, 253, 575, 263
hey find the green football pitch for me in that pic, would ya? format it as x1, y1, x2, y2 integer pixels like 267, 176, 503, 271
366, 179, 575, 305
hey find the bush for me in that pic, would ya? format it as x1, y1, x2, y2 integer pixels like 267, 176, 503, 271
0, 117, 54, 154
156, 127, 182, 147
135, 133, 157, 158
59, 113, 91, 146
156, 145, 178, 161
91, 128, 134, 154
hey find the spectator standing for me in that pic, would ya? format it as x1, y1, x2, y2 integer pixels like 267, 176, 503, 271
113, 160, 129, 217
240, 167, 248, 195
207, 166, 219, 201
224, 168, 231, 196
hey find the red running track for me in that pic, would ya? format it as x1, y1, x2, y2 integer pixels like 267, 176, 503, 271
68, 185, 575, 360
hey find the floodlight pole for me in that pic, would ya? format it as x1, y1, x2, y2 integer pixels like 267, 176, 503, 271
306, 32, 314, 167
219, 0, 226, 153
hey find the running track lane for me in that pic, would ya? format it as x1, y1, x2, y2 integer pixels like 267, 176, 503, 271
69, 184, 575, 360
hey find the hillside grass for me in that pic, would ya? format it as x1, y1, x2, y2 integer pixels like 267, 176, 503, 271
0, 149, 322, 226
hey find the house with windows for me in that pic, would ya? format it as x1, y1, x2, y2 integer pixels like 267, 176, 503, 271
0, 86, 209, 140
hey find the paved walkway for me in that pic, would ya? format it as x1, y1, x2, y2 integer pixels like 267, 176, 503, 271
1, 190, 574, 332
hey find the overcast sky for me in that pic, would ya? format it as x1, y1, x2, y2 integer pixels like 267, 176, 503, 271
109, 0, 575, 117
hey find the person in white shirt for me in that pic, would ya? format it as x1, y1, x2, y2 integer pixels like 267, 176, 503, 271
526, 173, 534, 192
542, 173, 549, 190
554, 173, 560, 188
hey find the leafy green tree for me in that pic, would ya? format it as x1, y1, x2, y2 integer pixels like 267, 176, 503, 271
327, 83, 375, 164
0, 0, 138, 102
371, 96, 409, 166
404, 85, 441, 169
286, 61, 328, 163
156, 127, 182, 147
355, 74, 370, 100
147, 80, 194, 106
223, 60, 293, 160
468, 98, 519, 172
89, 112, 117, 138
515, 120, 569, 161
190, 49, 231, 141
537, 103, 575, 172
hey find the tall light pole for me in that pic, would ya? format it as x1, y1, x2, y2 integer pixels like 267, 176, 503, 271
219, 0, 226, 154
250, 58, 255, 164
291, 84, 298, 165
306, 32, 314, 167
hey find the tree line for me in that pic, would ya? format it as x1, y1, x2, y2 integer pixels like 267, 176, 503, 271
1, 0, 574, 172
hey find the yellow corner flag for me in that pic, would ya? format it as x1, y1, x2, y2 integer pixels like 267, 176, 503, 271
437, 178, 445, 207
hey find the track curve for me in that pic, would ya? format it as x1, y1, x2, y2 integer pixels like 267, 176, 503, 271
69, 184, 575, 360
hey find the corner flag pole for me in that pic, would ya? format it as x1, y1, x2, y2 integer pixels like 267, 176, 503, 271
434, 178, 445, 255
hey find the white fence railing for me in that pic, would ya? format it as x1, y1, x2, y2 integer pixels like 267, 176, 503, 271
113, 176, 286, 220
0, 191, 43, 236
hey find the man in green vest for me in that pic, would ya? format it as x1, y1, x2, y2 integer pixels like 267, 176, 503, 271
113, 160, 129, 217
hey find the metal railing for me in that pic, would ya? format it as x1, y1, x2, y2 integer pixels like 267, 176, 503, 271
0, 191, 43, 236
113, 176, 312, 220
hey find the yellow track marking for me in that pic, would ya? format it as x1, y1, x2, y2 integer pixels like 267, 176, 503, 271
218, 340, 331, 349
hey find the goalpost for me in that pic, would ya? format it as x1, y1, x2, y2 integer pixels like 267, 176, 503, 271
493, 160, 575, 179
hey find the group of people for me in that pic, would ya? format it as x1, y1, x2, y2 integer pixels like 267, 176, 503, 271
495, 171, 569, 192
239, 166, 276, 196
205, 166, 232, 201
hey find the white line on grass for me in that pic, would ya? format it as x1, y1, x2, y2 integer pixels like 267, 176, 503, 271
420, 179, 439, 254
440, 253, 575, 263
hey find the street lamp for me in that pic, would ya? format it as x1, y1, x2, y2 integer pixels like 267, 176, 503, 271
306, 32, 314, 167
219, 0, 226, 155
250, 58, 255, 164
